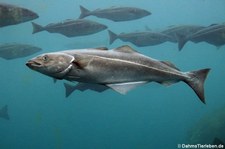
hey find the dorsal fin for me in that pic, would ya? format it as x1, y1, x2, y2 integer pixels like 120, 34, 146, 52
95, 47, 108, 50
161, 61, 180, 70
113, 45, 138, 53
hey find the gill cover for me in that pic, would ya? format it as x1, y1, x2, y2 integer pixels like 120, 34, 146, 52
46, 53, 75, 79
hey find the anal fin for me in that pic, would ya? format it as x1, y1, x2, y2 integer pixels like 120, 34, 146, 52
106, 81, 148, 94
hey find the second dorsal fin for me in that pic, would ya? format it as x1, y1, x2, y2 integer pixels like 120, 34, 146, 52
161, 61, 180, 70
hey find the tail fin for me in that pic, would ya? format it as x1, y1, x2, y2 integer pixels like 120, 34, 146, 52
79, 5, 90, 19
31, 22, 44, 34
108, 30, 118, 44
185, 68, 210, 104
64, 83, 76, 98
0, 105, 9, 120
176, 33, 188, 51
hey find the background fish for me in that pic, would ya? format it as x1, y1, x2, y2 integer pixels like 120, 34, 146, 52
0, 43, 42, 60
187, 104, 225, 144
64, 82, 109, 97
0, 3, 38, 27
31, 19, 107, 37
161, 25, 206, 44
108, 30, 173, 47
178, 24, 225, 50
79, 5, 151, 22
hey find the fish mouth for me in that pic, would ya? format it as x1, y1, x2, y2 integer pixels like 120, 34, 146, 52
26, 60, 42, 68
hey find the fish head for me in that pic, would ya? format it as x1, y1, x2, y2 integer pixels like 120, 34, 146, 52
20, 8, 39, 22
26, 52, 74, 79
21, 45, 42, 56
91, 22, 107, 32
222, 30, 225, 39
30, 46, 42, 53
100, 24, 108, 30
129, 8, 151, 17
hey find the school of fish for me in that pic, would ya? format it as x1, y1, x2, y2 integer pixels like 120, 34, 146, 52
2, 2, 225, 109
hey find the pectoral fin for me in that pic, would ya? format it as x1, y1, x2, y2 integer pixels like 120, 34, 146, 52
72, 55, 93, 69
106, 81, 148, 94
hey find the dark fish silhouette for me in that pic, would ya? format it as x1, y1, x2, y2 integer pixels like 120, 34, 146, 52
0, 105, 9, 120
108, 30, 172, 47
0, 43, 42, 60
178, 24, 225, 50
212, 137, 225, 149
187, 103, 225, 145
0, 3, 39, 27
64, 83, 108, 97
79, 5, 151, 22
26, 45, 210, 103
161, 25, 205, 44
213, 137, 225, 146
31, 19, 107, 37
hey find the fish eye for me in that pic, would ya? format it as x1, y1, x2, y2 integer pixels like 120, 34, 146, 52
42, 55, 49, 62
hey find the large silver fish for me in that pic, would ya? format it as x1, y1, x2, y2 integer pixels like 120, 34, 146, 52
79, 5, 151, 22
0, 3, 38, 27
26, 45, 210, 104
31, 19, 107, 37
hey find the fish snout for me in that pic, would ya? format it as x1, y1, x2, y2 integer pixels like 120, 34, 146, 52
22, 8, 39, 21
26, 60, 41, 68
29, 12, 39, 20
103, 25, 108, 29
147, 11, 151, 16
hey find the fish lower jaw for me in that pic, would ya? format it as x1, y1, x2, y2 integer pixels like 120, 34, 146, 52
26, 60, 42, 67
